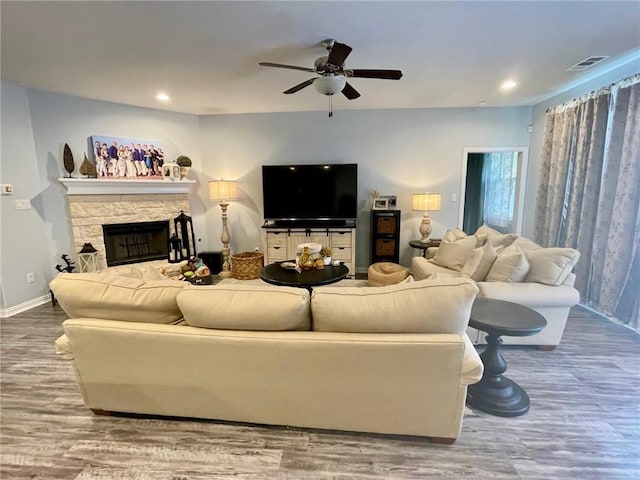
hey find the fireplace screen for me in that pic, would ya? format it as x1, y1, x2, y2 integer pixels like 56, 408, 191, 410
103, 221, 170, 266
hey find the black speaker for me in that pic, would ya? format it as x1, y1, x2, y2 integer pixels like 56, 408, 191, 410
199, 251, 223, 274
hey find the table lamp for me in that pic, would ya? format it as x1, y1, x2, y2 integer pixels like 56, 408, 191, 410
209, 180, 237, 278
412, 193, 442, 243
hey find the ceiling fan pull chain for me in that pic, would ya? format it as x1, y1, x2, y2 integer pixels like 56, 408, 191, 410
329, 95, 333, 118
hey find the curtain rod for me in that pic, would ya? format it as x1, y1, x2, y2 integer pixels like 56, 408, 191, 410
546, 73, 640, 114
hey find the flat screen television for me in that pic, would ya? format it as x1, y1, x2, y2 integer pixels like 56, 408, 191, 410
262, 163, 357, 224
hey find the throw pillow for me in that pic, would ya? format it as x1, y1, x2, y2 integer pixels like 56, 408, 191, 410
443, 229, 457, 243
453, 227, 468, 240
525, 248, 580, 286
512, 236, 542, 252
475, 224, 517, 248
486, 245, 531, 282
461, 242, 498, 281
431, 236, 478, 271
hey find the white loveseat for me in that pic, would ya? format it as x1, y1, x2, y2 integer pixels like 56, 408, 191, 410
411, 225, 580, 349
50, 272, 483, 443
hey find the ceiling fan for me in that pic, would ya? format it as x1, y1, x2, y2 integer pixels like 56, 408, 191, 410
259, 39, 403, 101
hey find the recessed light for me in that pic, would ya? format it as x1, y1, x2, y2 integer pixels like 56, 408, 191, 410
500, 80, 517, 90
156, 92, 170, 102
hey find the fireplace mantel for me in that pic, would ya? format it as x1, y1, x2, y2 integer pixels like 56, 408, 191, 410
59, 178, 196, 195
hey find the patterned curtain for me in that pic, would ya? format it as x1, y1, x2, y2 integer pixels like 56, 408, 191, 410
590, 82, 640, 330
534, 75, 640, 331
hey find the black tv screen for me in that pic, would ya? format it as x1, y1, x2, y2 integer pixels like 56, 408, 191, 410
262, 164, 357, 221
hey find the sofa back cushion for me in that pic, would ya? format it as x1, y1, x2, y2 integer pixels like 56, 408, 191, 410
485, 245, 531, 282
178, 285, 311, 331
49, 273, 185, 324
475, 224, 517, 248
311, 278, 478, 334
430, 236, 478, 271
461, 242, 498, 281
524, 248, 580, 286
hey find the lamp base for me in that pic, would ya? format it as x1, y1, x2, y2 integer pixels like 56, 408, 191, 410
418, 212, 432, 243
218, 269, 232, 279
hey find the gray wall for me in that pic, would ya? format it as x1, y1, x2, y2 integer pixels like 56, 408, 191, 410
0, 83, 51, 309
522, 57, 640, 238
198, 107, 532, 270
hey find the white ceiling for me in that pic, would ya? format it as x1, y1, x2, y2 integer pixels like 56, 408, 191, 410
2, 1, 639, 115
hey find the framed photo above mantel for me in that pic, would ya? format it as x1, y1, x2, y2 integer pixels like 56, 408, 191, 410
90, 135, 164, 179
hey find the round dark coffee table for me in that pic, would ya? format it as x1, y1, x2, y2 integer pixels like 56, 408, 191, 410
260, 261, 349, 291
466, 298, 547, 417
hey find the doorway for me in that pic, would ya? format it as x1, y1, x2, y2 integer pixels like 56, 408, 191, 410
459, 148, 528, 234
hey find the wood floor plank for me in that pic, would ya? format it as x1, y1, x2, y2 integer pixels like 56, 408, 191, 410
1, 303, 639, 479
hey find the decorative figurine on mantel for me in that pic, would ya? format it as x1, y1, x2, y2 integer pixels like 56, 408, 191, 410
79, 153, 97, 178
176, 155, 192, 179
63, 143, 74, 178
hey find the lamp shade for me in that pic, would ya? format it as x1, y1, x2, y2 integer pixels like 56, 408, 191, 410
209, 180, 237, 202
412, 193, 442, 211
314, 75, 347, 95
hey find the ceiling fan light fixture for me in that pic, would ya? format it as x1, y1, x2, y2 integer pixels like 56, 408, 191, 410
314, 75, 346, 95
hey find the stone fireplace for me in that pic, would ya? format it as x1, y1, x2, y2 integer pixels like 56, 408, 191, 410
60, 178, 194, 270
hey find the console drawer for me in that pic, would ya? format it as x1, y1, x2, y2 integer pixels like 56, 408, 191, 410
330, 231, 352, 246
267, 246, 287, 262
266, 232, 287, 246
332, 246, 352, 261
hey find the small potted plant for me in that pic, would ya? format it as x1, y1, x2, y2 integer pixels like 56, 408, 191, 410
176, 155, 192, 179
320, 246, 332, 266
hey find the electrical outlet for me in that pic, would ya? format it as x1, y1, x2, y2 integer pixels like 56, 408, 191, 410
1, 184, 14, 195
451, 193, 457, 202
26, 272, 35, 283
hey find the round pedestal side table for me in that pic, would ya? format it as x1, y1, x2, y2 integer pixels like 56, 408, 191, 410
466, 298, 547, 417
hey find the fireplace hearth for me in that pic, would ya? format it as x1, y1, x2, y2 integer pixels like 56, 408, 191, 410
103, 221, 170, 266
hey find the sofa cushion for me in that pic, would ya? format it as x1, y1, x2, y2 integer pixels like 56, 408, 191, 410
312, 277, 478, 334
461, 242, 498, 281
49, 273, 185, 324
524, 248, 580, 286
475, 224, 517, 248
178, 284, 311, 331
431, 236, 477, 271
486, 245, 531, 282
512, 236, 542, 252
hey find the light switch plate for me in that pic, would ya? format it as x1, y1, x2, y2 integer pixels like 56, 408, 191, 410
15, 199, 31, 210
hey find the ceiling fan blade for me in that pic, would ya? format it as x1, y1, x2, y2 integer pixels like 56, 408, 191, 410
259, 62, 317, 73
341, 82, 361, 100
347, 69, 403, 80
327, 42, 352, 67
283, 78, 316, 94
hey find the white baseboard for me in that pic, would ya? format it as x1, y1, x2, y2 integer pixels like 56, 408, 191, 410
0, 294, 51, 318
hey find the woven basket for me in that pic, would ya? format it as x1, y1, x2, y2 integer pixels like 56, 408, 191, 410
231, 251, 264, 280
368, 262, 410, 287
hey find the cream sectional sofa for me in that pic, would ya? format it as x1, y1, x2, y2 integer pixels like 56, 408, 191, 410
411, 226, 580, 349
50, 273, 483, 443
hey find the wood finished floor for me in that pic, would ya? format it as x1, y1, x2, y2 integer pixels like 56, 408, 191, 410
1, 304, 638, 479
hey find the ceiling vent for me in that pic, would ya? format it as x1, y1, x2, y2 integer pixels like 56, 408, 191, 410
567, 56, 609, 72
